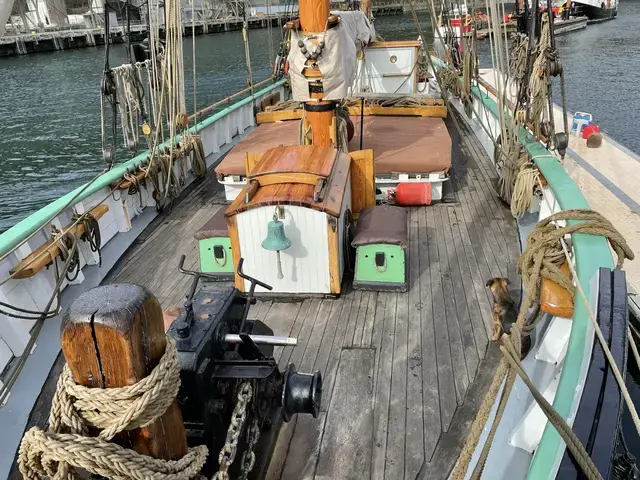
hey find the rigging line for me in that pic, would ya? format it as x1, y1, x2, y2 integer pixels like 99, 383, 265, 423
535, 177, 640, 437
242, 0, 254, 93
191, 0, 197, 131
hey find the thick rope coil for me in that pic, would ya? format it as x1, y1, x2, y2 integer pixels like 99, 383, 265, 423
453, 209, 634, 480
510, 163, 539, 218
19, 339, 208, 480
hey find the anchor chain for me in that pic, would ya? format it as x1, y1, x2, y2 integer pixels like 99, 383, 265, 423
239, 417, 261, 480
213, 380, 262, 480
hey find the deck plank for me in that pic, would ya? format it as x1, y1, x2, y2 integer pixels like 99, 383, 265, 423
316, 348, 375, 480
352, 291, 372, 347
278, 299, 314, 371
441, 207, 479, 379
360, 291, 378, 348
385, 284, 408, 479
312, 297, 346, 385
320, 290, 357, 411
449, 207, 493, 346
280, 413, 327, 480
434, 207, 468, 405
405, 208, 424, 479
417, 208, 441, 461
426, 208, 457, 433
371, 292, 397, 480
263, 302, 302, 363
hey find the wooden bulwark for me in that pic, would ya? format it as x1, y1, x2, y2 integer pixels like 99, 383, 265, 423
10, 204, 109, 279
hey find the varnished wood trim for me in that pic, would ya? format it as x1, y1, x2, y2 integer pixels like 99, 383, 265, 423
254, 172, 324, 187
367, 40, 422, 49
245, 152, 263, 175
11, 204, 110, 279
327, 215, 341, 294
256, 110, 303, 125
349, 149, 376, 216
347, 105, 447, 118
226, 215, 244, 291
256, 104, 447, 125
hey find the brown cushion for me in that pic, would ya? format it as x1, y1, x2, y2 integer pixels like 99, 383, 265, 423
194, 208, 228, 240
352, 205, 408, 247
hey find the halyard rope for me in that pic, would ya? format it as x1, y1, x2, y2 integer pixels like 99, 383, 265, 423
452, 209, 634, 480
18, 339, 208, 480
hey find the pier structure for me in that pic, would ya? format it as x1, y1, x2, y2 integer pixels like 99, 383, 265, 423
0, 0, 430, 57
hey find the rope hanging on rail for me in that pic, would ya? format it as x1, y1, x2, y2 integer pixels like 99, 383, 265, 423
18, 339, 208, 480
453, 209, 634, 480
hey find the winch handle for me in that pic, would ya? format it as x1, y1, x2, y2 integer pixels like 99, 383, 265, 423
237, 258, 273, 291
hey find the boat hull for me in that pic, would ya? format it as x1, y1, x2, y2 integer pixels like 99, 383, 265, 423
575, 2, 618, 22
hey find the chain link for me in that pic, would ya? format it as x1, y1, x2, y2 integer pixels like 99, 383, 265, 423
238, 417, 261, 480
212, 382, 253, 480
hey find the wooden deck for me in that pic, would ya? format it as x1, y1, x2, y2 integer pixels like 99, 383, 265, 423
102, 114, 521, 479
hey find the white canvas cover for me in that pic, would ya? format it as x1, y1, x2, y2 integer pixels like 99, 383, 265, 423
287, 11, 374, 101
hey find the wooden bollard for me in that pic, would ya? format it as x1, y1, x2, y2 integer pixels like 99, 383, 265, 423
61, 284, 188, 460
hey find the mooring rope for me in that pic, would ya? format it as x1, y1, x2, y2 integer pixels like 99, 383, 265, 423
18, 340, 208, 480
453, 209, 634, 480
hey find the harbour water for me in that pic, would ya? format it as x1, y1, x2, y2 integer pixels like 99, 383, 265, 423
1, 6, 639, 229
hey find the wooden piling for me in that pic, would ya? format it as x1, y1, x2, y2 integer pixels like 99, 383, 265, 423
61, 283, 188, 460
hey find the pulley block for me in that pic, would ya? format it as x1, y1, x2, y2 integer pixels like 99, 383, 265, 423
554, 132, 569, 156
281, 363, 322, 422
102, 146, 115, 166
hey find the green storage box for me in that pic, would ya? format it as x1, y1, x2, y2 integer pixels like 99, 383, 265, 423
194, 208, 234, 279
352, 205, 408, 292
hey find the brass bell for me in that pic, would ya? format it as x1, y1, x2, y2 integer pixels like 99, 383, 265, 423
262, 212, 291, 280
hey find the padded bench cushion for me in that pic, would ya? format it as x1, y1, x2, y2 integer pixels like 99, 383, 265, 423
352, 205, 408, 247
194, 208, 229, 240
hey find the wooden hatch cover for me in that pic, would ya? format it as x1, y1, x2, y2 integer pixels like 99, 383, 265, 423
226, 145, 351, 218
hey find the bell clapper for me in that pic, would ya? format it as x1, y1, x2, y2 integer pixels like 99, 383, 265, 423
276, 251, 284, 280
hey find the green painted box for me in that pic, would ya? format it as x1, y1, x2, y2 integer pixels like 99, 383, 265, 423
351, 205, 408, 292
194, 209, 234, 279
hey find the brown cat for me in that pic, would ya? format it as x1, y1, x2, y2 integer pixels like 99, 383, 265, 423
486, 277, 518, 342
486, 277, 532, 359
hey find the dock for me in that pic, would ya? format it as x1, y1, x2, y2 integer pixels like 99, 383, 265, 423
0, 1, 414, 57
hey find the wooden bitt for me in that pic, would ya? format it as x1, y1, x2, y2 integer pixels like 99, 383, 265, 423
10, 204, 109, 279
61, 284, 189, 459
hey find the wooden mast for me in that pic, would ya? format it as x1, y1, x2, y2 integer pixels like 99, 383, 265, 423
299, 0, 335, 147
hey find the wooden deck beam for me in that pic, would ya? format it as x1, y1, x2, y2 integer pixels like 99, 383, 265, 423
256, 104, 447, 125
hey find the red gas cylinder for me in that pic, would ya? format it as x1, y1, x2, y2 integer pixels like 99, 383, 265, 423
582, 123, 600, 139
393, 183, 432, 206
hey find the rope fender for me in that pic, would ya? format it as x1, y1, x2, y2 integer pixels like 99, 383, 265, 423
18, 339, 208, 480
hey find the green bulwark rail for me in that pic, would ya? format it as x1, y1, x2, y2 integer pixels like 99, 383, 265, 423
470, 84, 615, 478
0, 79, 286, 259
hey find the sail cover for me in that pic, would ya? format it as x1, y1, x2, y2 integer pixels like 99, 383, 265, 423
288, 11, 375, 101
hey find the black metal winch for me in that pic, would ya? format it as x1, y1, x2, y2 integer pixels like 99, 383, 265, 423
167, 256, 322, 479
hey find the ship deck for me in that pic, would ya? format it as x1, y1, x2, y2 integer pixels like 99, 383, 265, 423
15, 114, 521, 479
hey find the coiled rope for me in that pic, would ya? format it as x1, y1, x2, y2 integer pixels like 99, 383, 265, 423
510, 161, 540, 218
453, 209, 634, 480
18, 339, 208, 480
